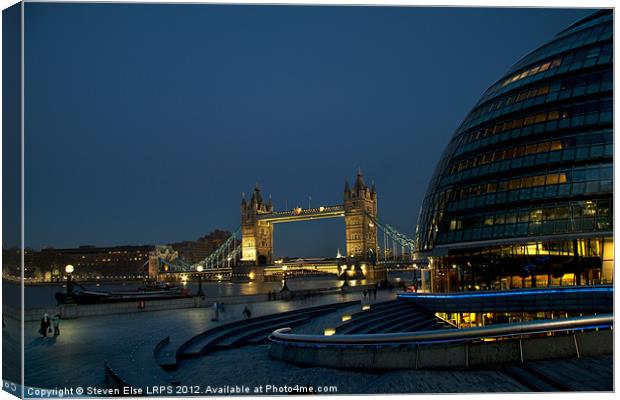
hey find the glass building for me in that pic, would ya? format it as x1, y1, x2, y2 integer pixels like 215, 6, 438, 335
415, 10, 613, 292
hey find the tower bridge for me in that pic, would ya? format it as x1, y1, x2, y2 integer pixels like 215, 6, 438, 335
240, 170, 378, 267
151, 170, 419, 281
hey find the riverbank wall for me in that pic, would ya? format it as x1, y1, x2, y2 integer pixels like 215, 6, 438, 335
4, 284, 378, 322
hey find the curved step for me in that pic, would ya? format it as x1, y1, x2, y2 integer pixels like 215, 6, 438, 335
183, 308, 335, 357
214, 317, 310, 350
363, 313, 429, 334
177, 301, 359, 359
348, 310, 431, 334
337, 305, 419, 334
154, 336, 178, 371
384, 317, 440, 333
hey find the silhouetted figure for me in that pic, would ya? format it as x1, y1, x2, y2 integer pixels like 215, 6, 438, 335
52, 314, 61, 336
372, 288, 377, 299
242, 306, 252, 319
39, 313, 51, 338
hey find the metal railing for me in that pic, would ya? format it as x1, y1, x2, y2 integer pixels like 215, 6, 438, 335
269, 313, 613, 346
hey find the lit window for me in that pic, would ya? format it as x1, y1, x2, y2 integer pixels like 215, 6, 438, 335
532, 175, 546, 186
550, 140, 563, 151
535, 113, 547, 123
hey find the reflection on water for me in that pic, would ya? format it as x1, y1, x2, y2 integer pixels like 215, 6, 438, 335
4, 271, 418, 309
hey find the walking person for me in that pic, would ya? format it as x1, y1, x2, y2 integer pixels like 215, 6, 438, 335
52, 314, 61, 336
242, 306, 252, 319
219, 303, 227, 321
372, 288, 377, 300
211, 302, 220, 322
39, 313, 51, 338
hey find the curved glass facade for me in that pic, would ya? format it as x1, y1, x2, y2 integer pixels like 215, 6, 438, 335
415, 10, 613, 292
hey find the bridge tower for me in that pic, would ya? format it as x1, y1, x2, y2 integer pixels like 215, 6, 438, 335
241, 184, 274, 266
344, 170, 378, 262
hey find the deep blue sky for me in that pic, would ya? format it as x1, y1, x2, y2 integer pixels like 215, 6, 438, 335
23, 4, 593, 256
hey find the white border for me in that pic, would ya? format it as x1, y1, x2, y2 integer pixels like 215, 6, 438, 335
0, 2, 616, 400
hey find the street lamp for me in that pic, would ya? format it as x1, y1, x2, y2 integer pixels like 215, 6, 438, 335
281, 265, 289, 291
65, 264, 74, 295
340, 264, 349, 288
196, 265, 204, 297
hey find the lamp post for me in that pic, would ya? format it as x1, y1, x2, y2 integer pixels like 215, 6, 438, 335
341, 264, 349, 288
65, 264, 74, 295
196, 265, 204, 297
281, 265, 289, 291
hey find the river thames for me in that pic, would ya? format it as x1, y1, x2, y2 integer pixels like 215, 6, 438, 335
4, 271, 418, 308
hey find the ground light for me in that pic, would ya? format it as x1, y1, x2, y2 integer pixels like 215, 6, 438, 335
324, 328, 336, 336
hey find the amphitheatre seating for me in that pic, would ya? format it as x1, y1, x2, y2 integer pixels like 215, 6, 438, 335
176, 301, 358, 361
214, 317, 310, 349
335, 300, 451, 334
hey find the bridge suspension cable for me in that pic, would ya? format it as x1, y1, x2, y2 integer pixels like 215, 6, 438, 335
194, 226, 242, 270
365, 212, 416, 262
158, 227, 242, 273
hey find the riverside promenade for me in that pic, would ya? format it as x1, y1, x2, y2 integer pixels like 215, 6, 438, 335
10, 288, 612, 395
19, 291, 394, 391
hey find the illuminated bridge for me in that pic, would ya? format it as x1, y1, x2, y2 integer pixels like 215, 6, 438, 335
150, 170, 420, 280
257, 205, 344, 223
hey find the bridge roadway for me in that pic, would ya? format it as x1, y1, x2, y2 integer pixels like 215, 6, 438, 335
257, 205, 344, 223
13, 290, 613, 394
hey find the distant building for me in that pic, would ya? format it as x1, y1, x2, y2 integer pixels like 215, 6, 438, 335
37, 244, 154, 280
168, 229, 232, 263
7, 229, 233, 281
415, 11, 613, 292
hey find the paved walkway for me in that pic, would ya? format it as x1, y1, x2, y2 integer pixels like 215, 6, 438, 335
173, 343, 529, 394
173, 345, 612, 394
13, 289, 612, 394
20, 291, 395, 390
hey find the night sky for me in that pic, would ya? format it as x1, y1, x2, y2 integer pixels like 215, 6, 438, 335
22, 4, 593, 256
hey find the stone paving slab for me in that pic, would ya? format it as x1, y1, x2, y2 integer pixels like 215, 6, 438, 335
17, 289, 612, 394
173, 342, 612, 394
524, 356, 613, 391
172, 343, 531, 394
20, 292, 385, 390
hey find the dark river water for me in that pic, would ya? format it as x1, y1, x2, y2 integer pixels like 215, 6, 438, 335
4, 271, 418, 309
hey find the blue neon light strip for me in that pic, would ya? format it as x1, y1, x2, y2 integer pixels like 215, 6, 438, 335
397, 286, 613, 300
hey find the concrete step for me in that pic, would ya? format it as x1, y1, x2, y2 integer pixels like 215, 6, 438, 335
346, 311, 428, 334
154, 337, 178, 371
337, 305, 419, 334
180, 306, 343, 357
364, 313, 429, 334
342, 301, 413, 323
383, 316, 439, 333
214, 317, 310, 349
